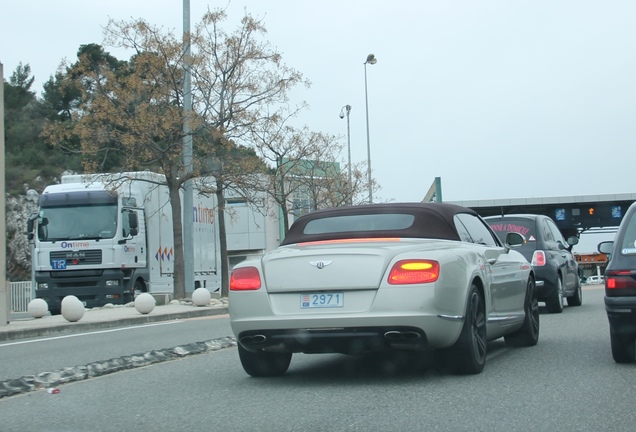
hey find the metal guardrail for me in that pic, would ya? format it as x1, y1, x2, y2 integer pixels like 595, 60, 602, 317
9, 281, 33, 313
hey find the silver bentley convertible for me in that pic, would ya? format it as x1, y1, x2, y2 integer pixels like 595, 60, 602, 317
229, 202, 538, 376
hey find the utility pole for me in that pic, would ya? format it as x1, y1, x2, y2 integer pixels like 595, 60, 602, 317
1, 61, 9, 325
182, 0, 194, 296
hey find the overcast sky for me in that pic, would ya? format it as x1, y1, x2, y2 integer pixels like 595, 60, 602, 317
2, 0, 634, 252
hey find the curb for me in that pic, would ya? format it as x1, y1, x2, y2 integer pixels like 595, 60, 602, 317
0, 335, 237, 399
0, 307, 229, 342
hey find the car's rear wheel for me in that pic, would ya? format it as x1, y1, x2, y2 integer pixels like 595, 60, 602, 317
567, 281, 583, 307
504, 277, 539, 347
447, 284, 487, 374
238, 345, 292, 377
610, 330, 636, 363
545, 276, 564, 313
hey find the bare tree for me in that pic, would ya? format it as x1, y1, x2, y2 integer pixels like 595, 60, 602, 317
244, 108, 375, 237
43, 9, 308, 298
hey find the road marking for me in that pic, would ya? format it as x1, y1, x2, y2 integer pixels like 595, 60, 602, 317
0, 321, 183, 347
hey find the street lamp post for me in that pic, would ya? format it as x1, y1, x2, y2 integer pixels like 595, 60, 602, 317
364, 54, 377, 204
339, 104, 352, 204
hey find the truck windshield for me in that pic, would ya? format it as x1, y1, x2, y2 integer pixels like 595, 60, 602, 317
38, 204, 118, 241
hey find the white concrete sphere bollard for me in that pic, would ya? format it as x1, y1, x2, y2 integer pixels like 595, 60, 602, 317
28, 298, 49, 318
192, 287, 211, 306
61, 295, 85, 322
135, 293, 156, 314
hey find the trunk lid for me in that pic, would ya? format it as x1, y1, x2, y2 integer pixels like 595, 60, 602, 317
261, 240, 445, 292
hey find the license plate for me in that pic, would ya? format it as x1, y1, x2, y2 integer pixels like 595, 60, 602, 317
300, 292, 344, 309
51, 259, 67, 270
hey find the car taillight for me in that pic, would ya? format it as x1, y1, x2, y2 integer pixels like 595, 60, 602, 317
605, 271, 636, 290
531, 250, 546, 267
230, 267, 262, 291
388, 260, 439, 284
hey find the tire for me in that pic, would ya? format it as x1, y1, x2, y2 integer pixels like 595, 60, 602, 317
567, 280, 583, 307
447, 284, 487, 375
545, 276, 564, 313
610, 330, 636, 364
238, 345, 292, 377
133, 279, 146, 300
504, 277, 539, 347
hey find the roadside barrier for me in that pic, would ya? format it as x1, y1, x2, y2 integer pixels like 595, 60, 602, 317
9, 281, 33, 312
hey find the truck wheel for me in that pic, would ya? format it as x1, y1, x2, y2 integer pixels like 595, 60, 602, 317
133, 280, 146, 299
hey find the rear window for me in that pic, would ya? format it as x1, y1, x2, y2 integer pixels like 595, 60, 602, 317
487, 218, 537, 243
304, 213, 415, 235
619, 212, 636, 255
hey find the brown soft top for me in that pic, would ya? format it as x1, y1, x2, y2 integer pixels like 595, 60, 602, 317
281, 202, 478, 245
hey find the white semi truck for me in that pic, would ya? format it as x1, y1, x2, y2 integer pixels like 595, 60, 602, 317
27, 172, 221, 314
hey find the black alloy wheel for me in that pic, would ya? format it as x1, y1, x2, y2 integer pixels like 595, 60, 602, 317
504, 277, 539, 347
449, 284, 487, 375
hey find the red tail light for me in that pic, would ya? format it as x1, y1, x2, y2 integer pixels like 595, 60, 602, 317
606, 271, 636, 289
388, 260, 439, 284
230, 267, 262, 291
531, 250, 546, 267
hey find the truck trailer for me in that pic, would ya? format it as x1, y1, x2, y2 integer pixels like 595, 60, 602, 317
28, 172, 221, 314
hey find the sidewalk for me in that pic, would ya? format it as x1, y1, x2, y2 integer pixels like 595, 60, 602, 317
0, 300, 229, 342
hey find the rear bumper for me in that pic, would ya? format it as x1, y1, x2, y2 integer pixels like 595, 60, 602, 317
231, 311, 465, 354
238, 326, 430, 354
605, 296, 636, 334
230, 283, 469, 353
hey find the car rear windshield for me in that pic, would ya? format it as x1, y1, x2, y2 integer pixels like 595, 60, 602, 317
304, 213, 415, 235
281, 203, 464, 245
619, 212, 636, 255
487, 218, 537, 243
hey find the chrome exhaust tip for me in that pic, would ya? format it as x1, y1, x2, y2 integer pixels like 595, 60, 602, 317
384, 331, 421, 340
240, 334, 267, 345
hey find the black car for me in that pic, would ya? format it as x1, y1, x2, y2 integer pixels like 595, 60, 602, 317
598, 201, 636, 363
485, 214, 581, 313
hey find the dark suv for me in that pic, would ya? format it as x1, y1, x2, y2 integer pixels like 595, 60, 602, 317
485, 214, 581, 313
599, 201, 636, 363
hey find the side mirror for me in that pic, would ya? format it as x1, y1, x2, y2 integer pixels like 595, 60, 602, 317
27, 214, 41, 241
505, 232, 526, 248
128, 212, 139, 237
598, 241, 614, 254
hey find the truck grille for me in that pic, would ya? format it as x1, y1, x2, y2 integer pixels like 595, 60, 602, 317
50, 249, 103, 266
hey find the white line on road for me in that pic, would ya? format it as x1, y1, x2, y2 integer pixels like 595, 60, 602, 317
0, 321, 183, 348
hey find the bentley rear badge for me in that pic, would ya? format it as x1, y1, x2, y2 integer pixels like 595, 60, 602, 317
309, 260, 333, 269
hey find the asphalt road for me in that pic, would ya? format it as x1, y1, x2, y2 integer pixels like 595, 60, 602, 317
2, 287, 635, 432
0, 314, 233, 381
